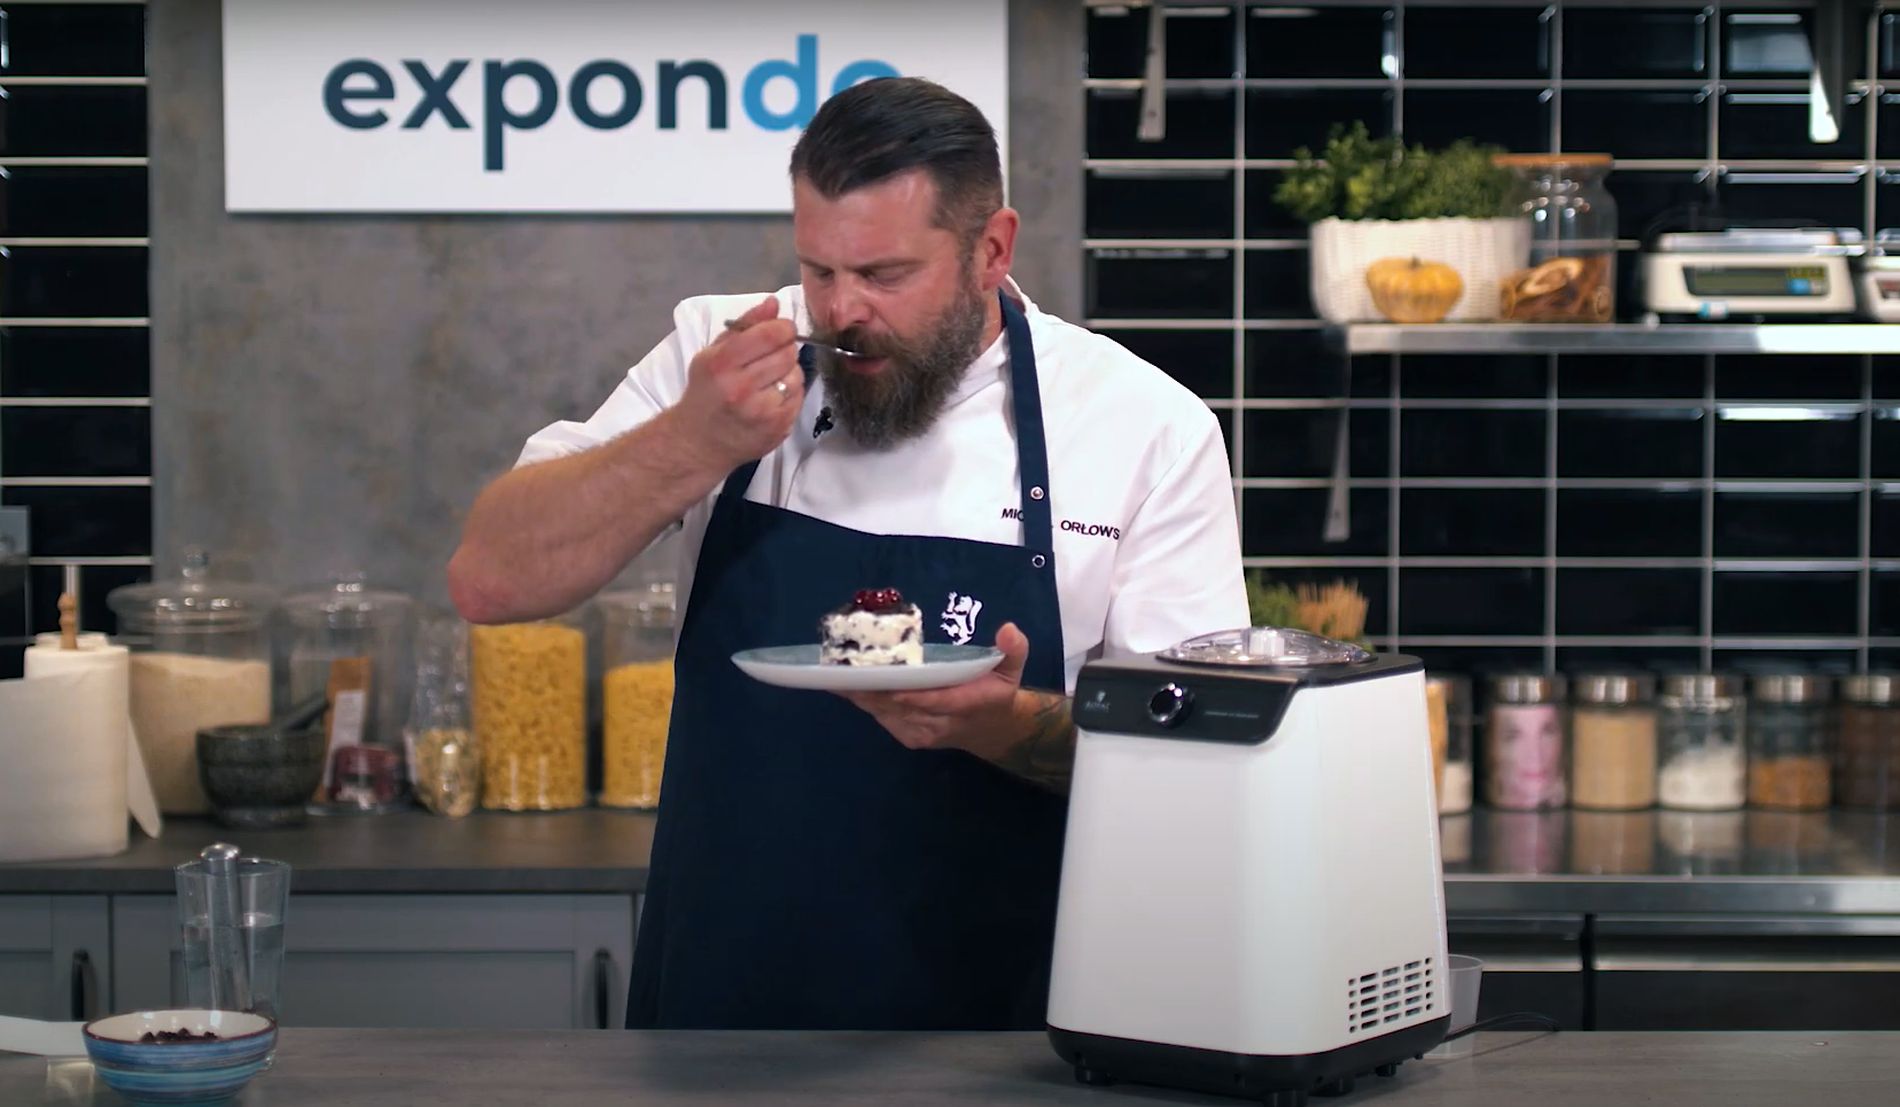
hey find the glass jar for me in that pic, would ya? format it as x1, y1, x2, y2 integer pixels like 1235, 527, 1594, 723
1426, 674, 1473, 815
1657, 674, 1746, 811
598, 582, 676, 810
1747, 673, 1832, 810
1571, 673, 1658, 811
1485, 674, 1567, 810
1494, 153, 1618, 323
281, 573, 416, 779
471, 609, 587, 811
404, 613, 478, 818
1838, 673, 1900, 810
107, 548, 277, 815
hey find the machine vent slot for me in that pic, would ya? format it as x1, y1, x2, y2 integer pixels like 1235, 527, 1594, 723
1346, 956, 1437, 1035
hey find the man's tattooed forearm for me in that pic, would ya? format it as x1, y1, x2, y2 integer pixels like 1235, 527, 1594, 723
997, 689, 1077, 793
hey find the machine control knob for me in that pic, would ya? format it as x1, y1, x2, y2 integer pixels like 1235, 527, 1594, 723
1148, 683, 1192, 728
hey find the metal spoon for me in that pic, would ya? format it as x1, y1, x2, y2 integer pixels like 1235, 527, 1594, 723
723, 319, 874, 360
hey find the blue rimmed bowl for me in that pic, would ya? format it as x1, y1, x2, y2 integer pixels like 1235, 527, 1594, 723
82, 1009, 277, 1106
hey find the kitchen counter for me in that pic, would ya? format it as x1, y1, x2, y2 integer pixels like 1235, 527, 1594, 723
6, 807, 1900, 914
5, 1030, 1899, 1105
0, 810, 654, 894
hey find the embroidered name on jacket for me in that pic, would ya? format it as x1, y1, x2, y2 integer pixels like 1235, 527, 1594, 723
1000, 506, 1122, 540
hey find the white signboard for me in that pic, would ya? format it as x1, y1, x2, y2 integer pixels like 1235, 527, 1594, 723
221, 0, 1009, 213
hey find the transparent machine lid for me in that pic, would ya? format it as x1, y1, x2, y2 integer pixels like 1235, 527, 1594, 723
1159, 626, 1370, 668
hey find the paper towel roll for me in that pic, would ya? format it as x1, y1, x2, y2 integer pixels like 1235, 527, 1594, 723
0, 632, 131, 863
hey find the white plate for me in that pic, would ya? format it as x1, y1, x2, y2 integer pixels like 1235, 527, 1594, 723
731, 644, 1004, 691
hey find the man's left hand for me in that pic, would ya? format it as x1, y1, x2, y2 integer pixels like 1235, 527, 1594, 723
838, 622, 1031, 762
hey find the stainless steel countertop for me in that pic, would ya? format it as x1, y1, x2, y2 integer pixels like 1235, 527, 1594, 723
1440, 808, 1900, 915
6, 808, 1900, 916
5, 1030, 1898, 1105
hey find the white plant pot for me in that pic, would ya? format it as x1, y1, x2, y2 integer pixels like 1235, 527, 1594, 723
1308, 217, 1531, 324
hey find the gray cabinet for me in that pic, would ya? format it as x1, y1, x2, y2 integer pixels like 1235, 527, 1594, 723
112, 894, 633, 1030
0, 896, 110, 1021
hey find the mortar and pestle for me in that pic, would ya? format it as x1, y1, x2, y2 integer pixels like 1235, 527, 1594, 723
196, 692, 330, 828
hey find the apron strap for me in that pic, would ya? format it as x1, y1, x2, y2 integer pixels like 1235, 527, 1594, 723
716, 295, 1055, 564
999, 293, 1054, 554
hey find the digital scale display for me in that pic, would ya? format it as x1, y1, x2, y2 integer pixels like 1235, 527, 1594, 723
1683, 264, 1830, 297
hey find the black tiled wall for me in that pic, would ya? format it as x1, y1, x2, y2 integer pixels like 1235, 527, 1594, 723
0, 3, 152, 679
1086, 1, 1894, 678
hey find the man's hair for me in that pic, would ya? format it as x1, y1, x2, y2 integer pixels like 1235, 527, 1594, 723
789, 77, 1003, 243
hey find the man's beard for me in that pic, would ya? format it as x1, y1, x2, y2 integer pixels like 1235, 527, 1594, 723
813, 277, 990, 450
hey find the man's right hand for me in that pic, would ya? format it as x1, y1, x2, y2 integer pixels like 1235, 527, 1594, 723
670, 295, 803, 472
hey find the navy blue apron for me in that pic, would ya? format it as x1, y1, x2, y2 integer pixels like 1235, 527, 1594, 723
626, 293, 1069, 1030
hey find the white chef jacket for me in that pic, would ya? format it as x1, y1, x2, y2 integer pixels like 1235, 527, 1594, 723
517, 279, 1246, 693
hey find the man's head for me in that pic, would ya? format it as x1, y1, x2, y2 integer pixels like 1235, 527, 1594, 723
789, 77, 1016, 449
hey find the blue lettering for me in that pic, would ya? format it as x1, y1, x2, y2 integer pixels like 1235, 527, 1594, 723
569, 60, 642, 129
401, 59, 470, 129
741, 34, 818, 131
831, 59, 898, 95
659, 60, 727, 130
323, 59, 394, 129
483, 60, 558, 171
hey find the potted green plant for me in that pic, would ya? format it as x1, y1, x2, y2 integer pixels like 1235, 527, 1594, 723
1276, 124, 1530, 324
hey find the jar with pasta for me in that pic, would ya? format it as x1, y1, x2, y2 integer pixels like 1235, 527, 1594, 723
598, 581, 676, 810
1426, 674, 1473, 815
471, 609, 587, 811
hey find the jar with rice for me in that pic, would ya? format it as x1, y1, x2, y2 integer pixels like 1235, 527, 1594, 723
471, 607, 588, 810
598, 580, 676, 809
107, 548, 276, 815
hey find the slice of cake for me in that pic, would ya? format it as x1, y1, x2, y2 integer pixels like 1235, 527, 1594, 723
820, 588, 923, 666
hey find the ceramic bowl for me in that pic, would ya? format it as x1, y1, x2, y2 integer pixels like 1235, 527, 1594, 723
82, 1008, 277, 1106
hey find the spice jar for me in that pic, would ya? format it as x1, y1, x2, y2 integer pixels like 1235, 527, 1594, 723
1485, 674, 1567, 810
471, 609, 587, 811
1747, 674, 1832, 810
1426, 674, 1474, 815
1570, 673, 1658, 810
1838, 673, 1900, 810
1494, 154, 1618, 323
598, 581, 676, 810
1657, 675, 1746, 810
107, 548, 276, 816
404, 613, 478, 818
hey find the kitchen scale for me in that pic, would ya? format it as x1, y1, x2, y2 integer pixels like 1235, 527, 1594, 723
1641, 226, 1862, 320
1047, 627, 1449, 1106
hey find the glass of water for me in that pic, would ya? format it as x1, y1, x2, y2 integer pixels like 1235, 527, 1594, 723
174, 853, 291, 1020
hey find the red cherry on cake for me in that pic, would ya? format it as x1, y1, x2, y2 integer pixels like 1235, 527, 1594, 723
851, 588, 907, 613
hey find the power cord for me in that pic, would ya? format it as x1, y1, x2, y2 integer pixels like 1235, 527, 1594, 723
1442, 1011, 1563, 1042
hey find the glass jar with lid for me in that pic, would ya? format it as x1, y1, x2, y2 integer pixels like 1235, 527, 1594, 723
471, 608, 588, 811
281, 572, 416, 776
1657, 674, 1746, 811
107, 547, 277, 815
1494, 154, 1618, 323
1838, 673, 1900, 810
1747, 673, 1832, 810
1426, 674, 1473, 815
1485, 674, 1567, 810
1571, 673, 1658, 811
597, 580, 677, 810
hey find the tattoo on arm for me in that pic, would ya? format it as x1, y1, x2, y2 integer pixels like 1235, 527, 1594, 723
996, 689, 1077, 793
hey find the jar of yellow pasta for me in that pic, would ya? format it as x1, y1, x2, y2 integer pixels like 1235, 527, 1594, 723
598, 582, 676, 809
471, 609, 588, 811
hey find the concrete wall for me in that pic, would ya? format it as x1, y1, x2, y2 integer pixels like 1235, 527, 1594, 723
149, 0, 1082, 607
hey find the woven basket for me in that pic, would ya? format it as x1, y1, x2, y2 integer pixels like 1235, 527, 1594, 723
1309, 217, 1530, 323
